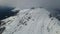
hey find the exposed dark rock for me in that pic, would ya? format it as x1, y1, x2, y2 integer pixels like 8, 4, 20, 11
0, 27, 6, 34
0, 21, 6, 26
31, 7, 35, 9
40, 7, 43, 8
49, 14, 52, 18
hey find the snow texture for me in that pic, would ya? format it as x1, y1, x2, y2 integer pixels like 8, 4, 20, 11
0, 8, 60, 34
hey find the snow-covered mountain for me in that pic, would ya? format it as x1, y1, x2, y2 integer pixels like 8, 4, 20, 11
0, 8, 60, 34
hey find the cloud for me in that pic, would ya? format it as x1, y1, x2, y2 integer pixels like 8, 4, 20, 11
0, 0, 60, 9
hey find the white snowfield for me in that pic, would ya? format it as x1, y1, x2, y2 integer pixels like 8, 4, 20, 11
2, 8, 60, 34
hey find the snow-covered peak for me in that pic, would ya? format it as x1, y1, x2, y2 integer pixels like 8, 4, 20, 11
0, 8, 60, 34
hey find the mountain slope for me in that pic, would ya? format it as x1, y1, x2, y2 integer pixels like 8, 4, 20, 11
1, 8, 60, 34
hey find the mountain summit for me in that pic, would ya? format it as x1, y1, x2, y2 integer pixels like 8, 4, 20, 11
0, 8, 60, 34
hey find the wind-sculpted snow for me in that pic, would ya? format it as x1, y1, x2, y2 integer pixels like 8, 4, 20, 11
1, 8, 60, 34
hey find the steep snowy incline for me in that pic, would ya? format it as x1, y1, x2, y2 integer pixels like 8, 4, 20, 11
1, 8, 60, 34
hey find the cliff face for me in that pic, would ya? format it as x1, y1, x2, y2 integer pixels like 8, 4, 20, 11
0, 8, 60, 34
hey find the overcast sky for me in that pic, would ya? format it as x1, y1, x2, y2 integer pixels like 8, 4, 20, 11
0, 0, 60, 9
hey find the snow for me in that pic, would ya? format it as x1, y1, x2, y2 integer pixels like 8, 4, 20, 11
1, 8, 60, 34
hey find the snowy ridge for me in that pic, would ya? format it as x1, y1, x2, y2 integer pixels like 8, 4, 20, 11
1, 8, 60, 34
